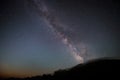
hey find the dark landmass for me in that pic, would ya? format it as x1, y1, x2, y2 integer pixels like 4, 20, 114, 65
1, 59, 120, 80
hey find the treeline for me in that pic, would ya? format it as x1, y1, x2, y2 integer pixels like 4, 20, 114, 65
1, 59, 120, 80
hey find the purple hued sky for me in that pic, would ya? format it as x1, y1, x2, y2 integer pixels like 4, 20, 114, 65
0, 0, 119, 78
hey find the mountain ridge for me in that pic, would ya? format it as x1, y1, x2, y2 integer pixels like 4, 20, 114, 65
1, 59, 120, 80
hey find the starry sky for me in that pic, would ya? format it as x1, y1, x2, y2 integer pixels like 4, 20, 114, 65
0, 0, 120, 78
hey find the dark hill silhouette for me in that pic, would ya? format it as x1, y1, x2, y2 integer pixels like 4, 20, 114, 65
1, 59, 120, 80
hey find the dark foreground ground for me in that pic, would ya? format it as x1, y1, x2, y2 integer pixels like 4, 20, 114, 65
1, 59, 120, 80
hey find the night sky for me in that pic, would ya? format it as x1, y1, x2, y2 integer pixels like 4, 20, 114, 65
0, 0, 120, 78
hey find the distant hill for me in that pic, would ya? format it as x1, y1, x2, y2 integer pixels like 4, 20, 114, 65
1, 59, 120, 80
53, 59, 120, 79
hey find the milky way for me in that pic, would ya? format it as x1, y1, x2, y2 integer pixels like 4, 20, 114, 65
0, 0, 119, 77
28, 0, 88, 63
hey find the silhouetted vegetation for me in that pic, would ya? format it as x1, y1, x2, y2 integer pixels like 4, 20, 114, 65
1, 59, 120, 80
